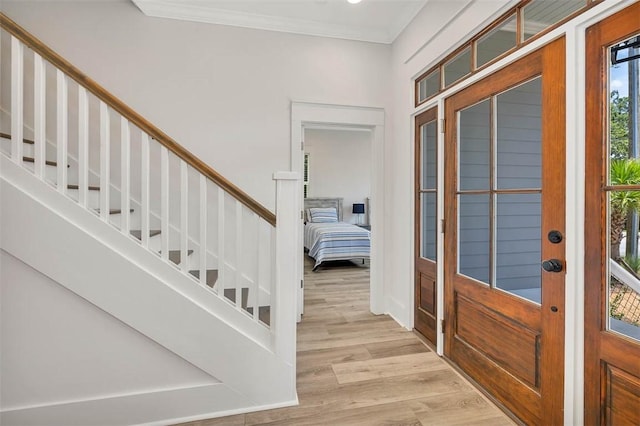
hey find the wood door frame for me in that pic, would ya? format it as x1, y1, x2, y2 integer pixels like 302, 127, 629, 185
414, 106, 439, 345
443, 38, 566, 425
585, 3, 640, 424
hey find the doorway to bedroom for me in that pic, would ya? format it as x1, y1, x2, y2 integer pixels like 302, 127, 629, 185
302, 126, 373, 298
291, 102, 385, 321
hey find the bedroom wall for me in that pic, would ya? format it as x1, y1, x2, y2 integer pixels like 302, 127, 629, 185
0, 0, 391, 212
304, 128, 371, 225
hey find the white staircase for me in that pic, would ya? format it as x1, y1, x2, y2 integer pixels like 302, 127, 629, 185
0, 13, 298, 425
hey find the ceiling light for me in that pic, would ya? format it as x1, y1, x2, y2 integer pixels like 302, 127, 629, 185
347, 0, 362, 4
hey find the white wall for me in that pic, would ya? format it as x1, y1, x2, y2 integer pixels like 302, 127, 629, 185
305, 128, 371, 224
386, 0, 514, 327
0, 0, 391, 211
0, 250, 218, 412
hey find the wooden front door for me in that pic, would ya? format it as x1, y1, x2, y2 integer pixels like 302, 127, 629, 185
585, 3, 640, 424
415, 107, 438, 345
444, 38, 566, 425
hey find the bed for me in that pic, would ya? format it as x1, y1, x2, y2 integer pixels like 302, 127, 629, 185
304, 197, 371, 271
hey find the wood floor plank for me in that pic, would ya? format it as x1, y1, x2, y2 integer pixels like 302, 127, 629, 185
332, 352, 446, 384
365, 337, 431, 359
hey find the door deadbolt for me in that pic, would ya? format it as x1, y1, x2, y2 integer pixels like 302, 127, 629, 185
541, 259, 563, 273
548, 230, 563, 244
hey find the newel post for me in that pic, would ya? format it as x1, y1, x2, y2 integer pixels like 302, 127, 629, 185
272, 171, 299, 366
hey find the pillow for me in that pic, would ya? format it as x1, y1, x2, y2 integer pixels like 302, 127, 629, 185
309, 207, 338, 223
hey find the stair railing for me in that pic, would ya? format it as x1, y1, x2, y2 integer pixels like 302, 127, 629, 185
0, 13, 297, 360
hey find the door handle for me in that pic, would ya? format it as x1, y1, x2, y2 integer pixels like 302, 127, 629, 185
541, 259, 563, 273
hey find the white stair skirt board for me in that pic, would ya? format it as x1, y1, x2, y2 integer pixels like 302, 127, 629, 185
0, 157, 297, 423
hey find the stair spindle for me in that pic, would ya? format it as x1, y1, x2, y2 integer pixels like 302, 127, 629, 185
252, 213, 260, 321
99, 101, 110, 222
78, 86, 89, 208
199, 174, 207, 287
34, 52, 46, 179
11, 35, 23, 164
180, 160, 189, 272
217, 187, 225, 296
141, 133, 150, 248
56, 70, 68, 194
160, 146, 169, 261
120, 117, 131, 234
235, 201, 243, 309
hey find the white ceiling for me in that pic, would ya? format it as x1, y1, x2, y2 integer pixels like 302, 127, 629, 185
131, 0, 429, 44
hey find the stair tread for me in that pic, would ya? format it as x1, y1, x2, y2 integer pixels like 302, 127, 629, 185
130, 229, 161, 240
68, 184, 100, 191
189, 269, 219, 288
164, 249, 194, 265
95, 208, 134, 215
0, 132, 34, 144
23, 156, 67, 167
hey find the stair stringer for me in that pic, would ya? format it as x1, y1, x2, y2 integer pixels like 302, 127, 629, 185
0, 156, 298, 421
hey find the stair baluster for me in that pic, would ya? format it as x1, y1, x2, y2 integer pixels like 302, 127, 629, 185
56, 69, 68, 194
78, 86, 89, 208
199, 174, 208, 287
99, 101, 110, 222
34, 52, 46, 179
180, 160, 189, 273
141, 133, 151, 249
120, 117, 131, 235
160, 145, 170, 261
11, 35, 23, 165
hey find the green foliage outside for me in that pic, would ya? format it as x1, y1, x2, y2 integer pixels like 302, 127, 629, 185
610, 90, 630, 160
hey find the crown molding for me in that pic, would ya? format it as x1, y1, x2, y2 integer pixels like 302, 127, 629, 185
132, 0, 423, 44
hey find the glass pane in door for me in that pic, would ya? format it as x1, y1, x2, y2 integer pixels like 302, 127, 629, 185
421, 193, 437, 261
422, 121, 437, 190
607, 34, 640, 341
458, 193, 490, 284
497, 78, 542, 190
459, 100, 490, 191
495, 193, 542, 303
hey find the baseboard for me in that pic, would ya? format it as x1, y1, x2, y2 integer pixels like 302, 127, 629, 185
0, 384, 252, 426
157, 396, 300, 426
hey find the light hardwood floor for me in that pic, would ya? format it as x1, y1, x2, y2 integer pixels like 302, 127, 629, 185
177, 257, 515, 426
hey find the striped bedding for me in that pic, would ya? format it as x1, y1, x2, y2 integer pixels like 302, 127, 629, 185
304, 222, 370, 270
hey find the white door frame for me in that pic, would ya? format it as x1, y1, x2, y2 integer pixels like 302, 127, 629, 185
291, 102, 385, 319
